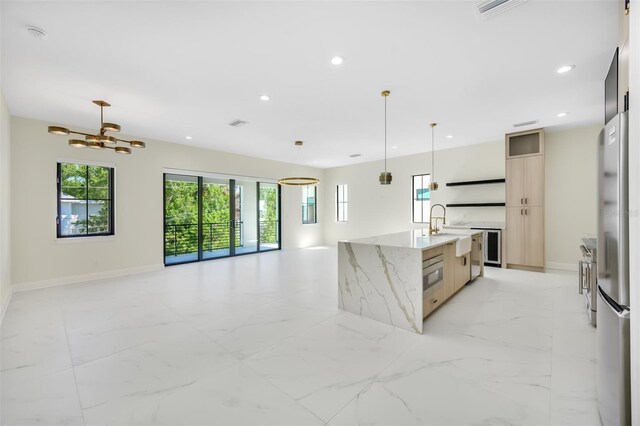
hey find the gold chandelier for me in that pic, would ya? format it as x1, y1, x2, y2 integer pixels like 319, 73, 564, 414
47, 100, 146, 155
278, 141, 320, 186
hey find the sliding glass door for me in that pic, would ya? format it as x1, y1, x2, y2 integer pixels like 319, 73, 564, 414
164, 173, 280, 265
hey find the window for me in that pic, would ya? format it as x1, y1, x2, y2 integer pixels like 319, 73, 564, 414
302, 185, 317, 224
336, 184, 348, 222
412, 174, 431, 223
57, 162, 114, 237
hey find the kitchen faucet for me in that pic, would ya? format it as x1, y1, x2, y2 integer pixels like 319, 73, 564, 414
429, 204, 446, 235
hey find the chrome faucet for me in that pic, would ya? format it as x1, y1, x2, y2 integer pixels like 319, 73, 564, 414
429, 204, 446, 235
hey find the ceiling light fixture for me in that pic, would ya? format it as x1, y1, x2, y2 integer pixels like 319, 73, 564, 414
556, 65, 575, 74
278, 141, 320, 186
557, 112, 568, 117
379, 90, 392, 185
47, 100, 146, 154
428, 123, 439, 191
26, 26, 47, 39
392, 145, 398, 149
331, 56, 344, 65
446, 135, 453, 139
185, 136, 192, 140
260, 95, 270, 101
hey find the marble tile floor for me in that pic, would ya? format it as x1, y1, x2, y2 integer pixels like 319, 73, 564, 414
0, 246, 599, 425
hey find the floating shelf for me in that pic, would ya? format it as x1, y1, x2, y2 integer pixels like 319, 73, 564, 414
446, 202, 506, 208
446, 178, 506, 187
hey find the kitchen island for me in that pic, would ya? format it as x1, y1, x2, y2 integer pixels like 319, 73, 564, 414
338, 229, 484, 334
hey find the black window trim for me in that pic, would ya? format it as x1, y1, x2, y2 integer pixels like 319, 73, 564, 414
302, 185, 317, 225
57, 161, 115, 238
412, 173, 431, 224
336, 184, 348, 223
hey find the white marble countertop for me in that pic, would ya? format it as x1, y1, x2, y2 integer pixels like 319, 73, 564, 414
341, 228, 482, 251
444, 221, 506, 230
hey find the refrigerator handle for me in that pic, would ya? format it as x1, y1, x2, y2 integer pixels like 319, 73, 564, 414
578, 261, 584, 294
598, 286, 631, 319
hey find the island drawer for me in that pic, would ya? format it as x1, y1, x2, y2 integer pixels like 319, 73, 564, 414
423, 282, 445, 318
422, 245, 444, 261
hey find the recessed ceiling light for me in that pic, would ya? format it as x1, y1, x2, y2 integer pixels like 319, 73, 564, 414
556, 65, 575, 74
557, 112, 568, 117
392, 145, 398, 149
331, 56, 344, 65
185, 136, 192, 140
260, 95, 270, 101
446, 135, 453, 139
26, 26, 47, 39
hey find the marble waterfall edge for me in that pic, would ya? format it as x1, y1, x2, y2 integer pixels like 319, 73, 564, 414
338, 242, 423, 334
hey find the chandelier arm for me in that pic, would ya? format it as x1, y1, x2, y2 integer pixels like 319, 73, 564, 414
68, 130, 94, 137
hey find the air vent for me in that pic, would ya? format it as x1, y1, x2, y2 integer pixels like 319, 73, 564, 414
476, 0, 527, 20
513, 120, 538, 127
349, 154, 362, 158
228, 119, 248, 127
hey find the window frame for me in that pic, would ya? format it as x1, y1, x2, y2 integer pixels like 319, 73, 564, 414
301, 185, 317, 224
336, 184, 348, 222
57, 162, 115, 238
412, 174, 431, 224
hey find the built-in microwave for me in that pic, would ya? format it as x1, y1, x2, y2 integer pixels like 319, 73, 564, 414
423, 254, 444, 295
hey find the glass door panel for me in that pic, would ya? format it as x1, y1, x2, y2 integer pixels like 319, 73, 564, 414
234, 179, 258, 254
164, 174, 199, 265
202, 177, 232, 260
259, 183, 280, 251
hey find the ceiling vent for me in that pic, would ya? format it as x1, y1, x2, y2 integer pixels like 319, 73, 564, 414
228, 119, 248, 128
513, 119, 538, 128
476, 0, 527, 20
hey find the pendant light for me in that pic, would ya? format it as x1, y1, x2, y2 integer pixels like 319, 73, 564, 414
428, 123, 439, 191
379, 90, 392, 185
278, 141, 320, 186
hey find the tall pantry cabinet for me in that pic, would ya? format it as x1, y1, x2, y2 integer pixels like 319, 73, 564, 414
505, 129, 545, 271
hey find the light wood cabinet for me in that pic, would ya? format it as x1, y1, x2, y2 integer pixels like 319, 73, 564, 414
506, 156, 544, 206
506, 129, 545, 271
454, 253, 470, 292
507, 206, 544, 268
506, 129, 544, 159
470, 234, 484, 279
422, 282, 445, 318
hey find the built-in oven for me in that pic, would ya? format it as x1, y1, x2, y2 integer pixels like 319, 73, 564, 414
423, 254, 444, 295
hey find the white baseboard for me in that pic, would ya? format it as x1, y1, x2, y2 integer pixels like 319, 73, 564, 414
1, 286, 13, 325
545, 261, 578, 272
12, 264, 164, 292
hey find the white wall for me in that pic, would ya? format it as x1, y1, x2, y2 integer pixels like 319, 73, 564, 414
10, 116, 324, 290
323, 125, 600, 270
0, 92, 12, 318
545, 125, 601, 269
322, 140, 506, 244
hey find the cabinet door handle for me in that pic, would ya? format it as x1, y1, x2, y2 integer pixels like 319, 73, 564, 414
521, 208, 523, 215
432, 299, 438, 304
520, 197, 523, 205
525, 208, 528, 215
525, 197, 528, 205
463, 256, 467, 266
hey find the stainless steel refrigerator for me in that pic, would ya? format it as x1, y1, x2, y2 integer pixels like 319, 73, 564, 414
597, 111, 631, 426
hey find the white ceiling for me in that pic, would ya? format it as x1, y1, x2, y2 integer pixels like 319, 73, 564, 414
2, 0, 618, 168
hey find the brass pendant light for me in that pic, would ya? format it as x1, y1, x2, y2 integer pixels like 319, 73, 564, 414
278, 141, 320, 186
47, 100, 145, 155
428, 123, 439, 191
379, 90, 392, 185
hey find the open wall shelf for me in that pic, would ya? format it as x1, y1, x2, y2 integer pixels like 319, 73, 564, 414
446, 178, 505, 187
446, 203, 506, 208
